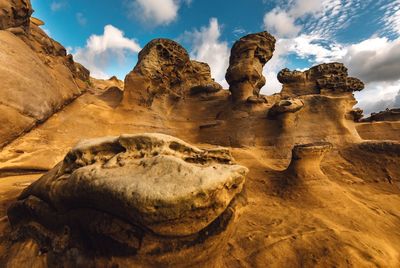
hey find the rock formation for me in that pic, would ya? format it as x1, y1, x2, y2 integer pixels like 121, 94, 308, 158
0, 0, 32, 31
286, 142, 333, 180
278, 63, 364, 97
7, 133, 247, 266
1, 14, 400, 267
268, 98, 304, 118
0, 0, 90, 148
361, 108, 400, 122
123, 39, 222, 106
226, 31, 276, 103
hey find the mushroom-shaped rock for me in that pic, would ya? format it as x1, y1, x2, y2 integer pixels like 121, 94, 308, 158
278, 62, 364, 97
123, 39, 222, 106
7, 133, 248, 266
226, 31, 276, 102
286, 142, 333, 179
268, 98, 304, 118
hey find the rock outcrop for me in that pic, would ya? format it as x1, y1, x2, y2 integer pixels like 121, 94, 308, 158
361, 108, 400, 122
7, 133, 247, 266
0, 0, 90, 148
268, 98, 304, 118
286, 142, 333, 180
123, 39, 222, 106
226, 31, 276, 103
0, 0, 32, 31
278, 63, 364, 97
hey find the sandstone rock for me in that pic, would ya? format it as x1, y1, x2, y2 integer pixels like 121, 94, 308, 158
226, 31, 276, 102
123, 39, 222, 106
361, 108, 400, 122
0, 0, 90, 148
278, 63, 364, 97
349, 108, 364, 122
286, 142, 333, 179
8, 133, 247, 265
268, 98, 304, 118
0, 0, 32, 31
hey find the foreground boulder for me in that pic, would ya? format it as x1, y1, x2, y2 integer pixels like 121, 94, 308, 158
226, 31, 276, 103
123, 39, 222, 106
7, 133, 248, 266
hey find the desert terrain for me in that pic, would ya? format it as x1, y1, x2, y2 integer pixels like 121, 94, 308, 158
0, 1, 399, 267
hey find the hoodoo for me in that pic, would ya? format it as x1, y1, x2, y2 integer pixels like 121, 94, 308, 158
226, 31, 276, 103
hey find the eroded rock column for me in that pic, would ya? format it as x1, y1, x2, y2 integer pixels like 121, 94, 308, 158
226, 31, 276, 103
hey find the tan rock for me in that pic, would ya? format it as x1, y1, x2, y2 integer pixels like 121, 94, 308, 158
226, 31, 276, 102
0, 0, 32, 31
278, 62, 365, 97
268, 98, 304, 118
10, 133, 247, 235
123, 39, 222, 106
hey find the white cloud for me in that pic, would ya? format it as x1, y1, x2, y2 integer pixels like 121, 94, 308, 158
50, 1, 67, 12
76, 13, 87, 26
343, 37, 400, 83
263, 9, 301, 38
381, 0, 400, 37
73, 25, 141, 79
127, 0, 190, 26
181, 18, 230, 87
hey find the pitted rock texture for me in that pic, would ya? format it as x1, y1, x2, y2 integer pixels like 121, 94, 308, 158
278, 62, 364, 97
10, 133, 247, 237
226, 31, 276, 102
268, 98, 304, 118
0, 0, 32, 31
123, 39, 222, 106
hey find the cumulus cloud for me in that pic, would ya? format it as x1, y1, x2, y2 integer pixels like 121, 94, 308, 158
180, 18, 230, 87
263, 9, 301, 38
342, 37, 400, 83
127, 0, 190, 26
73, 25, 141, 79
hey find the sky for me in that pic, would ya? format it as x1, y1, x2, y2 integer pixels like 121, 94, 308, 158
31, 0, 400, 115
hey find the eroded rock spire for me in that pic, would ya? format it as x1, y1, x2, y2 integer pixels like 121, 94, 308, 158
226, 31, 276, 103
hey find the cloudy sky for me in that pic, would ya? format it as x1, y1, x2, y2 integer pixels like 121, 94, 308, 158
32, 0, 400, 114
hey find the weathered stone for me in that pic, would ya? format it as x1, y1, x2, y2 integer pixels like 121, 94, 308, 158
9, 133, 247, 233
226, 31, 276, 102
0, 0, 32, 31
278, 62, 364, 97
268, 98, 304, 118
361, 108, 400, 122
123, 39, 221, 106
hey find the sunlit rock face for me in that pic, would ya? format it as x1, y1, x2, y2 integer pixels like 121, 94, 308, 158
0, 0, 33, 31
226, 31, 276, 103
7, 133, 248, 267
123, 39, 222, 106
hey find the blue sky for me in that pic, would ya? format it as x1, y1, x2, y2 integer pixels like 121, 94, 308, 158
31, 0, 400, 114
